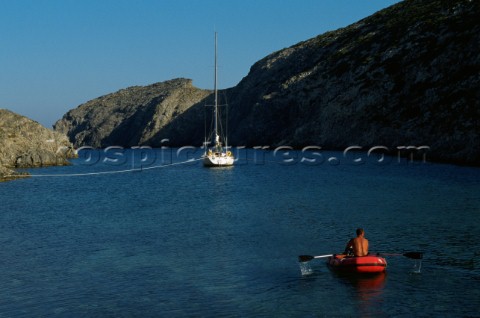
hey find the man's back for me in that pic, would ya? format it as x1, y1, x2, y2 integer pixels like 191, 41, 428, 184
352, 236, 369, 257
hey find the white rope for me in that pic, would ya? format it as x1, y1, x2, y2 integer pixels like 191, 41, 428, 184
7, 157, 203, 178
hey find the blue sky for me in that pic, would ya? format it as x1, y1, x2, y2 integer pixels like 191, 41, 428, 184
0, 0, 401, 127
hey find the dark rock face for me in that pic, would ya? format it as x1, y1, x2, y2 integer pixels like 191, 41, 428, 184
0, 109, 75, 181
226, 0, 479, 165
55, 0, 479, 165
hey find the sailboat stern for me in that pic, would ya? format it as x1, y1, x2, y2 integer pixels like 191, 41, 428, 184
203, 150, 234, 167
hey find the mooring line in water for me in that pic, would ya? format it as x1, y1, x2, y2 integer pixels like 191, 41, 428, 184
7, 158, 204, 178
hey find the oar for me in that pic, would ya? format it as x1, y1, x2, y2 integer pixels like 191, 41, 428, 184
380, 252, 423, 259
299, 252, 423, 262
298, 254, 333, 262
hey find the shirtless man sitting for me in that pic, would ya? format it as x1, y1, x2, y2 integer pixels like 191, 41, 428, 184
344, 228, 369, 257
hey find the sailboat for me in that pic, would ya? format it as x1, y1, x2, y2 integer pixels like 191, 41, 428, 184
203, 32, 234, 167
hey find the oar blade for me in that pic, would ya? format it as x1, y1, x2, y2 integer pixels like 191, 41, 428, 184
298, 255, 314, 262
403, 252, 423, 259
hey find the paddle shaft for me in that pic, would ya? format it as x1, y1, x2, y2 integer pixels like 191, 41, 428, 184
298, 254, 333, 262
312, 254, 333, 259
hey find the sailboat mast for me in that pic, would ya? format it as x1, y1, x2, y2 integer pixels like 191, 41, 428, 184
214, 32, 219, 146
203, 31, 234, 167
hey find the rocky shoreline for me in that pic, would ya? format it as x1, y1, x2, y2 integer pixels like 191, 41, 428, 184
0, 109, 76, 182
54, 0, 479, 166
3, 0, 478, 171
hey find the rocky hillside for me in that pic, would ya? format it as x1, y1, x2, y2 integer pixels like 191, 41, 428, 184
226, 0, 479, 164
0, 109, 75, 181
55, 0, 479, 165
54, 78, 211, 148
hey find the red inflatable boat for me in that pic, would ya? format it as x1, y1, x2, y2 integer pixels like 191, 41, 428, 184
327, 254, 387, 273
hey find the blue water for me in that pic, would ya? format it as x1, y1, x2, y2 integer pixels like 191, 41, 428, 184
1, 149, 479, 317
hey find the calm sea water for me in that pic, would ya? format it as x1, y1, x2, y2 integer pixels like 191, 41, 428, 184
0, 148, 479, 317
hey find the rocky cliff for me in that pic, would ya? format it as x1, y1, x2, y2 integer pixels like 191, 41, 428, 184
0, 109, 75, 181
55, 0, 479, 165
54, 78, 211, 148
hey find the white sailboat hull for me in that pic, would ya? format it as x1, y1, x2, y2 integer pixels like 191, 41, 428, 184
203, 153, 234, 167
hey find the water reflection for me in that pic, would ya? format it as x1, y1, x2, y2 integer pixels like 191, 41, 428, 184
335, 272, 387, 316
